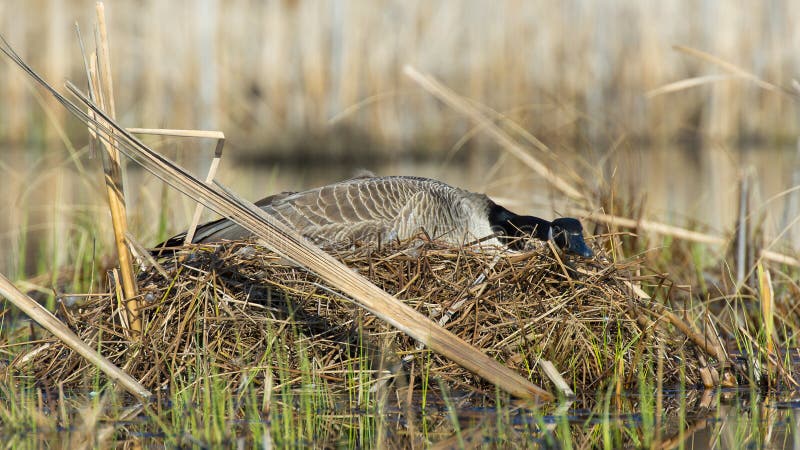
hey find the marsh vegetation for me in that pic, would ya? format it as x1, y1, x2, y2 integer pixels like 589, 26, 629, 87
2, 1, 800, 448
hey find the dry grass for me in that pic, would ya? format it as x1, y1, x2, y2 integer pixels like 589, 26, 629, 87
11, 236, 719, 396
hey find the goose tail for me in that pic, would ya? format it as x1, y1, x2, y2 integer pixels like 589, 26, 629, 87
151, 216, 237, 256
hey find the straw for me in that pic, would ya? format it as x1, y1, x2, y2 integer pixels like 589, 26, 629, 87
0, 272, 151, 400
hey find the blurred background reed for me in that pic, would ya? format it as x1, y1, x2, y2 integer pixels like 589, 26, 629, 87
1, 0, 799, 279
4, 1, 799, 150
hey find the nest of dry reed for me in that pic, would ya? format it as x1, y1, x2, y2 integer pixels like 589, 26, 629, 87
22, 238, 713, 395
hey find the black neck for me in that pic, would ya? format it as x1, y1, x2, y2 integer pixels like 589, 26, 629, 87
488, 203, 551, 249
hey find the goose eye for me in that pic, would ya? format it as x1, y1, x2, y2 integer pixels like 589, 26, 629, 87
551, 226, 568, 247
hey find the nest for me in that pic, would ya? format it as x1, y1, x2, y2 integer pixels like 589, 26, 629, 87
19, 239, 715, 396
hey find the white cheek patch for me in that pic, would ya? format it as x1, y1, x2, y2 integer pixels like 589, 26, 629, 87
547, 227, 554, 241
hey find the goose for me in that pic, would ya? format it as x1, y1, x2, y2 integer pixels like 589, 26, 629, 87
159, 175, 593, 257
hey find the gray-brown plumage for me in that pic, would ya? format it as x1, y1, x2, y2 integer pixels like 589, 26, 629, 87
160, 175, 593, 257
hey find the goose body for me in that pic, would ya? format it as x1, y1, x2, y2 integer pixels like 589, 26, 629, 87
163, 175, 593, 257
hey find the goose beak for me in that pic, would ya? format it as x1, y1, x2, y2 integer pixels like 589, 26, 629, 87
566, 233, 594, 258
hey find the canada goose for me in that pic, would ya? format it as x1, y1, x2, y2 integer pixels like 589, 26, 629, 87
159, 175, 593, 257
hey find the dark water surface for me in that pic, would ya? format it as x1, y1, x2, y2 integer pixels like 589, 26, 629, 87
3, 143, 799, 277
2, 388, 799, 448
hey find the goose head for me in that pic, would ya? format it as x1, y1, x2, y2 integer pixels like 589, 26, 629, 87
488, 205, 594, 257
549, 217, 594, 258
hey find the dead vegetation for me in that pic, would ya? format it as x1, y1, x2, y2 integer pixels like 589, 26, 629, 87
13, 236, 723, 396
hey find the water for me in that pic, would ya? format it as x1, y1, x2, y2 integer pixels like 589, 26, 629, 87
3, 388, 800, 448
2, 143, 799, 275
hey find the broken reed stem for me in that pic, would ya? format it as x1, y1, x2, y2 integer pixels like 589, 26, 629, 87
762, 249, 800, 266
539, 360, 574, 397
124, 231, 170, 280
0, 272, 151, 400
185, 156, 220, 242
124, 128, 225, 140
125, 128, 226, 244
91, 3, 140, 333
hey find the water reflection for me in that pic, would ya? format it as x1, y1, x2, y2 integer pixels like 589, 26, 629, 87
413, 389, 800, 449
1, 143, 799, 273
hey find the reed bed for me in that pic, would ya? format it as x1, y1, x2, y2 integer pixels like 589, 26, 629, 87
13, 236, 719, 396
2, 1, 798, 151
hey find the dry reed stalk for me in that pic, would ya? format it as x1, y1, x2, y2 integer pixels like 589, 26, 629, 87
88, 3, 140, 333
125, 128, 226, 244
0, 44, 551, 401
14, 343, 53, 367
573, 209, 800, 268
757, 263, 774, 355
672, 45, 795, 97
735, 169, 753, 287
577, 266, 650, 300
646, 74, 743, 98
539, 360, 574, 397
701, 314, 728, 365
403, 65, 585, 201
736, 173, 748, 284
0, 272, 151, 399
698, 365, 714, 389
574, 209, 727, 246
761, 250, 800, 267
